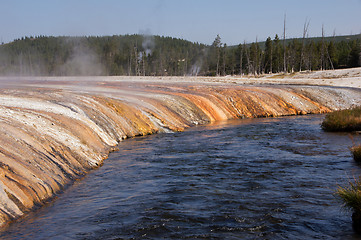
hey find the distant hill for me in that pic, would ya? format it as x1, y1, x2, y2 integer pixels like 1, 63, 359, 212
307, 34, 361, 43
237, 34, 361, 50
0, 34, 360, 76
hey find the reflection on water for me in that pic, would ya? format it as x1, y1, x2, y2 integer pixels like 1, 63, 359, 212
1, 115, 361, 239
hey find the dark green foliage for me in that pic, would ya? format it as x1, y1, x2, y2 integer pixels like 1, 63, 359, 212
0, 35, 207, 76
321, 106, 361, 132
264, 37, 273, 73
0, 34, 360, 76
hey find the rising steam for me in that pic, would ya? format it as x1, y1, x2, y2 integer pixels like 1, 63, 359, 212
140, 29, 155, 56
56, 39, 105, 76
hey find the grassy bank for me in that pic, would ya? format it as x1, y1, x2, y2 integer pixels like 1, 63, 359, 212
321, 106, 361, 132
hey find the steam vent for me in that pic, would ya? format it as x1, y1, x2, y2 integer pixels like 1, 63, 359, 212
1, 74, 361, 227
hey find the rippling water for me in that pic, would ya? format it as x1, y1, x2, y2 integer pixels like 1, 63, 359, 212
2, 115, 361, 239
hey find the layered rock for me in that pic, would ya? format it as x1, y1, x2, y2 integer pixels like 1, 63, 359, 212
0, 76, 361, 227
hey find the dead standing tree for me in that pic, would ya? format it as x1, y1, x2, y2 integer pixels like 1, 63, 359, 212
320, 25, 334, 71
239, 41, 246, 77
283, 14, 287, 72
321, 25, 325, 70
300, 18, 310, 72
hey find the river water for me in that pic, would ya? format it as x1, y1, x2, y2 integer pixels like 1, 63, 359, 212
1, 115, 361, 239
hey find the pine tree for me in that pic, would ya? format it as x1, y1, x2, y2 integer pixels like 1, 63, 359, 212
212, 34, 222, 76
265, 37, 273, 73
273, 34, 282, 73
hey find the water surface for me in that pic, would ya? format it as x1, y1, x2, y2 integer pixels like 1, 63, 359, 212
2, 115, 361, 239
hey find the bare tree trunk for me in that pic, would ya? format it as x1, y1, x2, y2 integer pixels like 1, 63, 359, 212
216, 48, 220, 76
133, 44, 139, 76
185, 51, 188, 76
300, 18, 310, 72
321, 25, 325, 70
326, 49, 334, 70
142, 51, 146, 76
325, 30, 335, 70
223, 46, 226, 76
270, 43, 273, 73
283, 14, 287, 72
159, 49, 164, 76
256, 37, 260, 75
245, 45, 251, 75
240, 42, 244, 76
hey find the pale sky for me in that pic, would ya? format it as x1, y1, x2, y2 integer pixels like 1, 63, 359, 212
1, 0, 360, 45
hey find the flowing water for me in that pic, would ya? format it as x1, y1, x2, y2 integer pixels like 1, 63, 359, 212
2, 115, 361, 239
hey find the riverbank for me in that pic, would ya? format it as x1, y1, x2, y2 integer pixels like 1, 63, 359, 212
0, 68, 361, 227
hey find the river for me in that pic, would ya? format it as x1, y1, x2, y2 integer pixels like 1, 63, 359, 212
1, 115, 361, 239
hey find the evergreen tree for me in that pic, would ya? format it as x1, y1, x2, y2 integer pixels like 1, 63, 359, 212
273, 34, 282, 73
211, 34, 222, 76
264, 37, 273, 73
0, 34, 359, 76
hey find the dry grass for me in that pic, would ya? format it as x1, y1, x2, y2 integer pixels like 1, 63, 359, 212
336, 177, 361, 213
352, 145, 361, 162
321, 106, 361, 132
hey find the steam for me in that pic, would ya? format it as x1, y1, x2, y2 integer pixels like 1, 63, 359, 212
190, 63, 202, 76
189, 48, 207, 76
56, 39, 105, 76
0, 45, 47, 76
0, 37, 105, 76
140, 29, 155, 56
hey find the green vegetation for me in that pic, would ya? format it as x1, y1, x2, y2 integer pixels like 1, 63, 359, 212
330, 107, 361, 231
336, 177, 361, 213
352, 145, 361, 162
336, 177, 361, 232
321, 106, 361, 132
0, 34, 360, 76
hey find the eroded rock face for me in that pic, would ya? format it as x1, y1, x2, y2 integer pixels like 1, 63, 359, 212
0, 77, 361, 227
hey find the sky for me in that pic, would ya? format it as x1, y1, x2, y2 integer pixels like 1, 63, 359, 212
1, 0, 361, 45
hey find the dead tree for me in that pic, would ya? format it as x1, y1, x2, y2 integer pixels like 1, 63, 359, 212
240, 41, 245, 76
133, 44, 139, 76
223, 44, 227, 75
300, 18, 310, 72
321, 25, 325, 70
245, 43, 251, 75
283, 14, 287, 72
142, 51, 146, 76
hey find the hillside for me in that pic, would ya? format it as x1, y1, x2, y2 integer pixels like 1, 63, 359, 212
0, 34, 360, 76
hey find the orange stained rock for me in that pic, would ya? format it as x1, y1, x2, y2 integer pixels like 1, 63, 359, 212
175, 93, 229, 122
98, 97, 159, 137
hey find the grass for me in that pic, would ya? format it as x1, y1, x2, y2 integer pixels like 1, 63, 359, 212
352, 145, 361, 162
337, 177, 361, 233
321, 106, 361, 132
336, 177, 361, 214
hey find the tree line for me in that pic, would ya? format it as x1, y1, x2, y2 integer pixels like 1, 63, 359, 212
0, 34, 360, 76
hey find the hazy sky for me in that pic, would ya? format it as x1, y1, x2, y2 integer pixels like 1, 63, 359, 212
1, 0, 361, 45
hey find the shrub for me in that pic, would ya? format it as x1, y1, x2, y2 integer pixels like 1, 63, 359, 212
322, 106, 361, 132
352, 145, 361, 162
336, 177, 361, 232
337, 177, 361, 213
